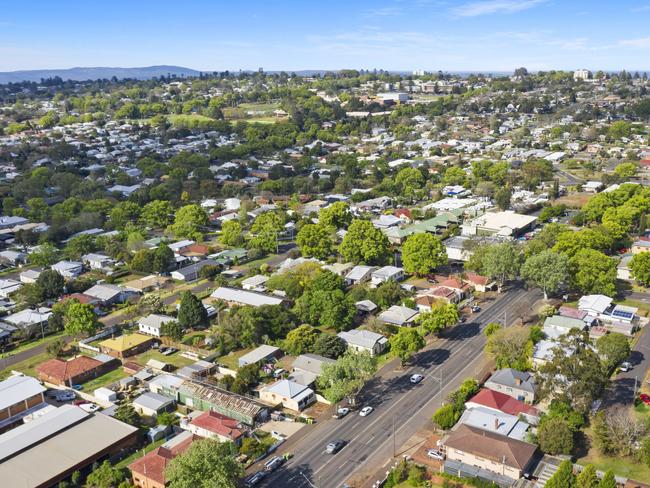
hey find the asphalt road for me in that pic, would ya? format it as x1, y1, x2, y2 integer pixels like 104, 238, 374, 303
602, 318, 650, 408
264, 284, 542, 488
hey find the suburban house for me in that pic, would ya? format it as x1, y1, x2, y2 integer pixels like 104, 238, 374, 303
83, 283, 128, 306
457, 406, 531, 440
290, 353, 336, 387
0, 250, 27, 267
542, 315, 587, 339
337, 329, 388, 356
138, 314, 177, 338
4, 307, 51, 332
631, 240, 650, 254
129, 431, 196, 488
461, 210, 537, 238
51, 260, 83, 278
344, 265, 376, 286
241, 274, 269, 291
578, 294, 638, 334
465, 388, 540, 424
132, 391, 175, 417
182, 410, 243, 444
210, 287, 286, 308
484, 369, 537, 403
19, 269, 41, 284
37, 355, 118, 387
238, 345, 282, 367
0, 279, 22, 298
442, 424, 538, 484
0, 375, 47, 431
259, 379, 316, 412
81, 253, 115, 271
322, 262, 354, 278
370, 266, 405, 286
99, 333, 155, 358
171, 259, 220, 282
378, 305, 419, 326
123, 275, 170, 293
462, 273, 495, 293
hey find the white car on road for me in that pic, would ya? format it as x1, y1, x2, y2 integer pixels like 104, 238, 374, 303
410, 374, 424, 384
359, 406, 374, 417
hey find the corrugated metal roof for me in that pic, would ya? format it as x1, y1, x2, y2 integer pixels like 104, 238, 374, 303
0, 375, 46, 411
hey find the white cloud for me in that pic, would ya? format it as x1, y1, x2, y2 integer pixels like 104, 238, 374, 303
619, 37, 650, 48
452, 0, 546, 17
362, 7, 403, 18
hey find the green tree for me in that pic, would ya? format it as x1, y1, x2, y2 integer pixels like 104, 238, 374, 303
161, 320, 183, 341
389, 327, 425, 365
312, 333, 347, 359
432, 404, 461, 430
483, 322, 502, 337
29, 243, 61, 266
576, 464, 599, 488
485, 326, 531, 370
152, 244, 174, 273
417, 303, 459, 335
109, 201, 140, 230
546, 459, 576, 488
64, 234, 96, 260
167, 204, 208, 240
569, 249, 617, 296
318, 201, 352, 229
401, 233, 447, 276
63, 300, 99, 337
596, 333, 631, 371
630, 252, 650, 285
219, 220, 244, 247
141, 200, 174, 228
395, 167, 425, 201
35, 269, 65, 299
598, 471, 616, 488
495, 187, 512, 210
165, 439, 242, 488
614, 162, 637, 181
339, 219, 390, 265
553, 229, 612, 258
296, 223, 334, 259
482, 242, 521, 292
130, 249, 154, 273
520, 250, 569, 299
177, 291, 208, 329
248, 212, 284, 253
284, 324, 320, 355
113, 402, 141, 427
318, 351, 377, 404
538, 416, 575, 454
85, 460, 126, 488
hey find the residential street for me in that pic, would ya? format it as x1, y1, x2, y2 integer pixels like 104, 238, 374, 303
262, 284, 542, 488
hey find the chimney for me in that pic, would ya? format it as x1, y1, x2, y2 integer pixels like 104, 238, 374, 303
494, 418, 499, 430
514, 377, 522, 386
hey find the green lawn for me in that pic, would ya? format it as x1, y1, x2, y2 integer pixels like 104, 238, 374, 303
81, 368, 128, 391
135, 349, 194, 369
577, 453, 650, 482
0, 350, 52, 379
6, 330, 68, 356
218, 348, 253, 370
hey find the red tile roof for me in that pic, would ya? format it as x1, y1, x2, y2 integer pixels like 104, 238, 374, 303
463, 272, 491, 287
190, 411, 243, 440
467, 388, 539, 418
129, 435, 196, 485
36, 356, 103, 382
559, 306, 587, 320
61, 293, 97, 305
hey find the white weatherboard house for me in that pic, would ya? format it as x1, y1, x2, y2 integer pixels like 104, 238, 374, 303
337, 329, 388, 356
138, 314, 177, 337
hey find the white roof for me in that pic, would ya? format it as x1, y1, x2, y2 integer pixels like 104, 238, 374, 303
5, 307, 51, 326
0, 375, 46, 411
578, 294, 612, 314
83, 284, 122, 301
468, 211, 536, 233
241, 275, 269, 287
168, 240, 195, 251
338, 329, 387, 349
372, 266, 403, 278
139, 314, 177, 329
263, 379, 313, 401
346, 265, 376, 281
378, 305, 419, 325
210, 287, 284, 307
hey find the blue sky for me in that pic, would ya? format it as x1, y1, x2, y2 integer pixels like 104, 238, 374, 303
1, 0, 649, 72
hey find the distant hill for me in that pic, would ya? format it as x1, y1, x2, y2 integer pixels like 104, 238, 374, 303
0, 65, 202, 83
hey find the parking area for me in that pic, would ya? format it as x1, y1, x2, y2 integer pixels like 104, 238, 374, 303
259, 420, 305, 438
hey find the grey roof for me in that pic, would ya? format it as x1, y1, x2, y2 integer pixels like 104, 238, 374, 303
174, 259, 219, 278
338, 329, 388, 349
372, 265, 403, 278
138, 313, 176, 329
292, 354, 335, 376
345, 265, 376, 281
211, 286, 284, 307
486, 369, 536, 394
83, 284, 122, 301
238, 344, 281, 365
133, 391, 174, 411
0, 375, 46, 411
263, 379, 314, 402
0, 405, 137, 487
458, 406, 529, 441
378, 305, 419, 325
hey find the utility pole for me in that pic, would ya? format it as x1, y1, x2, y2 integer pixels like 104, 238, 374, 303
392, 414, 396, 457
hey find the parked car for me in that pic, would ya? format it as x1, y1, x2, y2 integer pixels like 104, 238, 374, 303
640, 394, 650, 405
333, 407, 350, 419
427, 449, 444, 460
359, 406, 374, 417
410, 374, 424, 384
263, 456, 284, 472
244, 471, 267, 487
325, 439, 346, 454
49, 390, 75, 402
620, 361, 632, 372
72, 384, 83, 390
78, 403, 100, 413
471, 305, 481, 313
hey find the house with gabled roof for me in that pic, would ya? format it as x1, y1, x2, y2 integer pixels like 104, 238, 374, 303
259, 379, 316, 412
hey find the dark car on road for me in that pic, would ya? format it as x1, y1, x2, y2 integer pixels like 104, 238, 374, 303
326, 440, 346, 454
